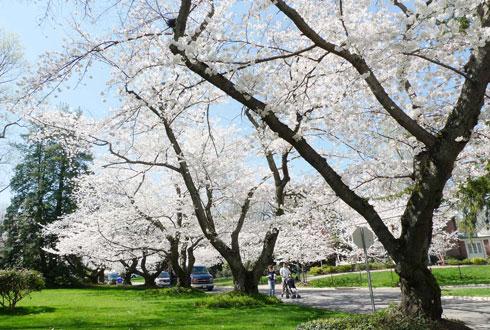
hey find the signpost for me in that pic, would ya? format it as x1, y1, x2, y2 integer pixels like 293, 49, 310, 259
352, 226, 376, 312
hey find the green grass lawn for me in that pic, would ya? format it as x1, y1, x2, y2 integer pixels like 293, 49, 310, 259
308, 265, 490, 288
442, 288, 490, 297
0, 287, 342, 329
131, 277, 145, 284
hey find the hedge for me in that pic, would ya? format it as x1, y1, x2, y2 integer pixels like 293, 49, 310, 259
0, 269, 45, 310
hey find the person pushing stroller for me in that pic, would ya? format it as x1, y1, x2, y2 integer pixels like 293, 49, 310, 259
279, 262, 301, 299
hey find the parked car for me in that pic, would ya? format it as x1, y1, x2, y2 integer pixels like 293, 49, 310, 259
191, 265, 214, 291
155, 271, 171, 287
106, 272, 120, 285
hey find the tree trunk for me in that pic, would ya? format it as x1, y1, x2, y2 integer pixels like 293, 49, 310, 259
228, 229, 278, 294
167, 236, 194, 288
232, 269, 260, 294
97, 269, 105, 284
120, 258, 138, 286
122, 272, 132, 285
143, 274, 158, 288
398, 264, 442, 320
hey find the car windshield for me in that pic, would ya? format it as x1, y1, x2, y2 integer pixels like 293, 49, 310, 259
158, 272, 169, 278
108, 273, 118, 280
192, 266, 208, 274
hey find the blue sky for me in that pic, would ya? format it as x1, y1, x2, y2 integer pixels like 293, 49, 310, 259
0, 1, 114, 116
0, 0, 116, 208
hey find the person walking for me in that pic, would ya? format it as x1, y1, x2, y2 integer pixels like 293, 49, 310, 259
267, 265, 276, 296
279, 262, 291, 297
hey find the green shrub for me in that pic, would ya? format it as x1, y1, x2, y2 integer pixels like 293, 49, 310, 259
468, 257, 487, 265
144, 287, 205, 298
354, 264, 367, 271
196, 291, 281, 308
215, 263, 233, 278
310, 262, 393, 276
260, 275, 282, 285
447, 258, 462, 265
383, 262, 396, 269
309, 267, 324, 275
0, 269, 45, 310
354, 263, 388, 272
335, 264, 354, 273
297, 307, 444, 330
461, 259, 473, 265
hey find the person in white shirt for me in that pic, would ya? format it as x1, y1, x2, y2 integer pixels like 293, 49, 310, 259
279, 262, 291, 297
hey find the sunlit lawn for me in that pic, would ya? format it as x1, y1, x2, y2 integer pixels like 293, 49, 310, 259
0, 287, 343, 329
442, 288, 490, 297
308, 265, 490, 288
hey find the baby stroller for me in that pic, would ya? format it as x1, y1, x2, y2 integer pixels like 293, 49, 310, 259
283, 277, 301, 299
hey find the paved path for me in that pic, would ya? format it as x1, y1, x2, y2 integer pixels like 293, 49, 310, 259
214, 286, 490, 329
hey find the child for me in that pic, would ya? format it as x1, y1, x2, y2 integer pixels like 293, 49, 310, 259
267, 265, 276, 296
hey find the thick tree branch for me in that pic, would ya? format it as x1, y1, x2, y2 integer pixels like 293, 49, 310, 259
272, 0, 436, 147
168, 41, 399, 258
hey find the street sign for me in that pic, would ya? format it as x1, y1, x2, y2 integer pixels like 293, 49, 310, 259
352, 226, 374, 249
352, 226, 376, 312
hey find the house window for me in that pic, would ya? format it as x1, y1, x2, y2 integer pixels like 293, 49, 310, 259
466, 241, 484, 257
477, 242, 483, 254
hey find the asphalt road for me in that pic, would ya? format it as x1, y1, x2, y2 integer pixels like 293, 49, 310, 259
213, 286, 490, 329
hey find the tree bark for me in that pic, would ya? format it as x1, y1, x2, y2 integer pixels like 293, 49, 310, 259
398, 263, 442, 320
97, 268, 105, 284
232, 269, 260, 294
167, 236, 196, 288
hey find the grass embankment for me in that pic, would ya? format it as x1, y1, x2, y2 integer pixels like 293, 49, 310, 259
0, 287, 342, 329
442, 288, 490, 297
309, 265, 490, 288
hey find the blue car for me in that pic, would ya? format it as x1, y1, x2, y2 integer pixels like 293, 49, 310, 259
190, 265, 214, 291
106, 272, 120, 285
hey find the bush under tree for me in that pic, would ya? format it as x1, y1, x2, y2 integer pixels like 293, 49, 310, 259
0, 269, 45, 310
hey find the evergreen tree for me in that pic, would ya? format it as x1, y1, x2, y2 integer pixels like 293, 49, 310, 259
457, 163, 490, 234
0, 136, 92, 286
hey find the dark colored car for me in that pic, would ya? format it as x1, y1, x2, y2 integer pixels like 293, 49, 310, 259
190, 265, 214, 291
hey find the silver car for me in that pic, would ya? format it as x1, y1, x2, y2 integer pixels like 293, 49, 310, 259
155, 271, 171, 287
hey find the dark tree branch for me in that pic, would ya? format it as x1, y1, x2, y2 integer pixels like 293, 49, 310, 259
272, 0, 436, 147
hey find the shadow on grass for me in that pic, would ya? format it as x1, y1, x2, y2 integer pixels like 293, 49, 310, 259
0, 306, 56, 316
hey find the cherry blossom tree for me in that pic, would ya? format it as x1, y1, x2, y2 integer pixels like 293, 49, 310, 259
23, 0, 490, 319
44, 163, 222, 287
37, 101, 286, 292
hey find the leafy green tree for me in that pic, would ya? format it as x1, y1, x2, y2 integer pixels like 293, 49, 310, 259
0, 136, 92, 286
457, 163, 490, 233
